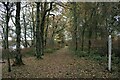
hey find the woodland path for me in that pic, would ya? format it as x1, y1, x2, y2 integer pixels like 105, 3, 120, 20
2, 46, 118, 78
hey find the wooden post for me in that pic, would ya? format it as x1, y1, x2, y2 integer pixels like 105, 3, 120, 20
108, 35, 112, 71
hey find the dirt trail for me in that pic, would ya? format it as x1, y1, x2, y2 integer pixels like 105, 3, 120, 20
2, 47, 118, 78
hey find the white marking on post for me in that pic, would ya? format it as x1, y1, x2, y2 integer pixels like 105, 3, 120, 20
108, 35, 112, 71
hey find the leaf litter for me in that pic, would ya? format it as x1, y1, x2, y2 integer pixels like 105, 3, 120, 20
2, 47, 119, 78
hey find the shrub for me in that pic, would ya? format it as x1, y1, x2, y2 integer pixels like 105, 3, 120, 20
44, 48, 54, 53
76, 50, 89, 57
22, 48, 35, 57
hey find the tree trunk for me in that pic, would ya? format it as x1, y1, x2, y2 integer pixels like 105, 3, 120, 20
6, 10, 11, 72
31, 5, 35, 46
5, 4, 9, 50
13, 2, 24, 66
2, 25, 6, 49
44, 11, 50, 47
40, 2, 47, 55
81, 27, 85, 51
87, 8, 96, 54
88, 28, 92, 54
40, 2, 53, 55
73, 2, 78, 51
35, 2, 42, 59
5, 2, 11, 72
23, 13, 27, 48
30, 21, 33, 46
95, 25, 98, 40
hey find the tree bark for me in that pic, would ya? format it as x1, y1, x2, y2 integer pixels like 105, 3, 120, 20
35, 2, 42, 59
31, 4, 35, 46
73, 2, 78, 51
1, 24, 6, 49
2, 2, 11, 72
81, 10, 87, 51
88, 27, 92, 54
44, 11, 50, 47
87, 8, 96, 54
13, 2, 24, 66
23, 13, 27, 48
81, 27, 85, 51
40, 2, 53, 55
